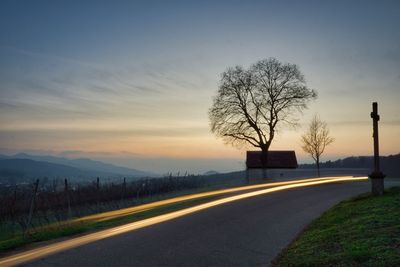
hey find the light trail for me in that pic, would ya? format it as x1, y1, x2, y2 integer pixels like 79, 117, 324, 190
72, 176, 354, 223
25, 177, 341, 231
0, 176, 367, 267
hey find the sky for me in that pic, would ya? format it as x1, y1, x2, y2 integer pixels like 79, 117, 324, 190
0, 0, 399, 174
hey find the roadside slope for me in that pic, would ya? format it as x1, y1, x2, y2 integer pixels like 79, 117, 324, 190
273, 186, 400, 266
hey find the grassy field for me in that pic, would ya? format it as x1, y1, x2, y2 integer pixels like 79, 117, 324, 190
273, 186, 400, 266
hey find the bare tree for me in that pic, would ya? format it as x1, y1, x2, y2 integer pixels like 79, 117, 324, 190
209, 58, 317, 160
301, 114, 334, 177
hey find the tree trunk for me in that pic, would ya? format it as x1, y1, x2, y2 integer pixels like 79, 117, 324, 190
261, 145, 269, 180
316, 159, 320, 177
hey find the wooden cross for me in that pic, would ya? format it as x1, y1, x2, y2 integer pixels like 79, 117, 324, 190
369, 102, 385, 195
371, 102, 380, 173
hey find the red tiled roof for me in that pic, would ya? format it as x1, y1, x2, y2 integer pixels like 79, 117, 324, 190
246, 150, 298, 169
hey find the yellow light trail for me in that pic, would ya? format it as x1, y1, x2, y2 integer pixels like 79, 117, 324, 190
72, 176, 354, 223
0, 176, 367, 267
7, 177, 347, 244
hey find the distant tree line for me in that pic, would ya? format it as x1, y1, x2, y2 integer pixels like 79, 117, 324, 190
299, 154, 400, 177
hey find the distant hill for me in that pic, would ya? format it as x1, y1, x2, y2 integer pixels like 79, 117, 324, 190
0, 159, 97, 184
299, 154, 400, 178
4, 153, 153, 177
0, 154, 154, 185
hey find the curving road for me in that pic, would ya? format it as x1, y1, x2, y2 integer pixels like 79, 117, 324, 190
6, 178, 397, 267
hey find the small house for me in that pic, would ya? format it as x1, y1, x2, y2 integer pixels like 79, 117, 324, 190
246, 150, 298, 180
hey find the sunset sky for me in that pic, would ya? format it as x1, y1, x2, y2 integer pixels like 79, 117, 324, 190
0, 0, 399, 173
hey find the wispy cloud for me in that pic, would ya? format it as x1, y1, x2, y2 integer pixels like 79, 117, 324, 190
0, 45, 107, 69
0, 45, 212, 128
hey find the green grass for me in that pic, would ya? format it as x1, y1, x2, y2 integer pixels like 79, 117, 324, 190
0, 195, 219, 254
273, 187, 400, 267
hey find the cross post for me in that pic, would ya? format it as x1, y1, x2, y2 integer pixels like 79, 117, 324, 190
369, 102, 385, 195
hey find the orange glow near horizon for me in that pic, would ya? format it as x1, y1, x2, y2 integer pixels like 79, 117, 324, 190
0, 176, 368, 267
2, 121, 399, 160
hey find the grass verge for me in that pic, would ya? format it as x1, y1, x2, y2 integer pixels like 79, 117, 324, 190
273, 186, 400, 266
0, 195, 219, 254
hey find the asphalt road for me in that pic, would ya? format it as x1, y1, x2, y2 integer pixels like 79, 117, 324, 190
19, 180, 381, 267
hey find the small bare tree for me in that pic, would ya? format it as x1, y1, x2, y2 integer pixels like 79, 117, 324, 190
301, 115, 334, 177
209, 58, 317, 162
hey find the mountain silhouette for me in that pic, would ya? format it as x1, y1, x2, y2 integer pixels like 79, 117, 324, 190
0, 154, 154, 184
9, 153, 153, 177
